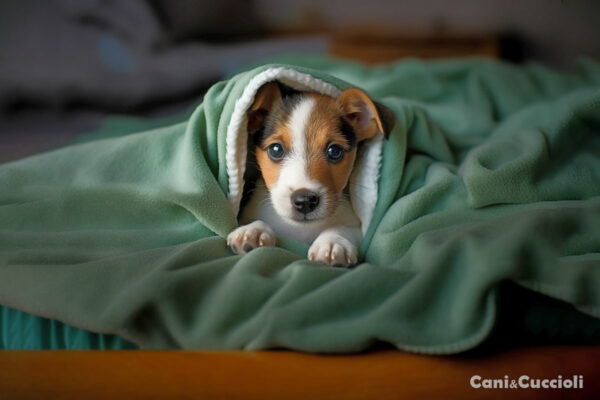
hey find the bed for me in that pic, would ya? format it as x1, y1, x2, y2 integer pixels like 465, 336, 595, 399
2, 54, 600, 397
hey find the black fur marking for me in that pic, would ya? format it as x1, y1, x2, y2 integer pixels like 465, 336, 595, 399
276, 81, 301, 98
252, 125, 268, 147
339, 117, 357, 149
253, 92, 303, 148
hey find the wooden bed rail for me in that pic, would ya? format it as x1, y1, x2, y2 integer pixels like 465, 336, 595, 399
1, 346, 598, 399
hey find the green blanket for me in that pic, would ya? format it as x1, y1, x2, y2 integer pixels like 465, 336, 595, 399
1, 57, 600, 353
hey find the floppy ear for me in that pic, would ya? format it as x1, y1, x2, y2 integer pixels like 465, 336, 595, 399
337, 88, 396, 141
247, 82, 282, 134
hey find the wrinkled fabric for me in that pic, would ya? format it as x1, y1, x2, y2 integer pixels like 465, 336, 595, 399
1, 57, 599, 353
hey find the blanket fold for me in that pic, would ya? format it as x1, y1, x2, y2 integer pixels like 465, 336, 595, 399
1, 57, 599, 353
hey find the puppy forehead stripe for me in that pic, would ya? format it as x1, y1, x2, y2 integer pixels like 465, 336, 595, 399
288, 97, 315, 159
276, 96, 322, 192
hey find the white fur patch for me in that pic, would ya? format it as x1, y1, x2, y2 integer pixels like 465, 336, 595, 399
241, 180, 361, 245
288, 97, 313, 165
226, 68, 341, 218
269, 98, 327, 222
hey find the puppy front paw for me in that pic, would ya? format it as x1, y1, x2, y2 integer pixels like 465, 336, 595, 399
227, 220, 276, 255
308, 233, 358, 267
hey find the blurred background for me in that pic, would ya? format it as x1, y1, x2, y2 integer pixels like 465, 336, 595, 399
1, 0, 598, 162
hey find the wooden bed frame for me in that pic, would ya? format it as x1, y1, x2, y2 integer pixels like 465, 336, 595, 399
1, 346, 598, 399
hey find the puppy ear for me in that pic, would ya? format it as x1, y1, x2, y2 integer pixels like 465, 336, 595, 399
247, 82, 282, 134
337, 88, 396, 141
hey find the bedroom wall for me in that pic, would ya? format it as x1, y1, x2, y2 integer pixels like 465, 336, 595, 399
1, 0, 597, 162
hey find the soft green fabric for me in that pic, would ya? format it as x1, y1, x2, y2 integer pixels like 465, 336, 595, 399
1, 306, 135, 349
1, 58, 599, 353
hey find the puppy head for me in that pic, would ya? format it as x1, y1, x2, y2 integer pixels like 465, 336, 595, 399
247, 82, 395, 224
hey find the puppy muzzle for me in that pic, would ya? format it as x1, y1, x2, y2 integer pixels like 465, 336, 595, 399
291, 189, 320, 215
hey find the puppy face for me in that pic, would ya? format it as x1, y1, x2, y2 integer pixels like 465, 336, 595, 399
247, 82, 395, 224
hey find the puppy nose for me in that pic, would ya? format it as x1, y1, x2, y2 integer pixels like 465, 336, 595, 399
291, 189, 320, 214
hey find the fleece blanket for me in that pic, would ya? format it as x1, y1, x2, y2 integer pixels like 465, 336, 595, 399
1, 57, 600, 353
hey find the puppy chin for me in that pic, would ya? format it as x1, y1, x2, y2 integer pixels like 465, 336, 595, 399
289, 210, 326, 224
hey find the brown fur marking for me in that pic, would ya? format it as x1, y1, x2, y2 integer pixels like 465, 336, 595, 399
305, 94, 358, 206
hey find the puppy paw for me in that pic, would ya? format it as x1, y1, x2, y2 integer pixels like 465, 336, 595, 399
227, 220, 276, 255
308, 233, 358, 267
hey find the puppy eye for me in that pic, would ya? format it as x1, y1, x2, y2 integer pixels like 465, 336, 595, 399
325, 144, 344, 163
267, 143, 285, 161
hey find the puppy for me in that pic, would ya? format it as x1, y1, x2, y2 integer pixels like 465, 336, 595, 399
227, 81, 395, 266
